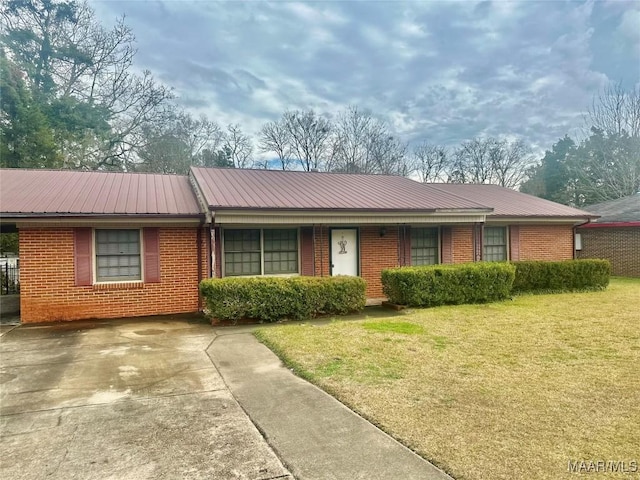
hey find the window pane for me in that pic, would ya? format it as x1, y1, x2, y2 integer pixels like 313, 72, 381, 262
264, 229, 298, 274
95, 229, 141, 282
483, 227, 507, 261
265, 251, 297, 274
225, 230, 260, 251
224, 230, 261, 276
411, 228, 439, 266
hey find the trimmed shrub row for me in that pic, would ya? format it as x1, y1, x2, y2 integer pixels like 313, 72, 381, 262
511, 259, 610, 294
382, 259, 611, 307
199, 276, 366, 322
382, 262, 516, 307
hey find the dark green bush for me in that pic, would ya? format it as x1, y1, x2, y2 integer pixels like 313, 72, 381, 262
511, 259, 610, 294
381, 262, 515, 307
199, 276, 366, 322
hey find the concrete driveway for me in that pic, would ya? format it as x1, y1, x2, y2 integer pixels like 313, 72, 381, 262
0, 316, 291, 480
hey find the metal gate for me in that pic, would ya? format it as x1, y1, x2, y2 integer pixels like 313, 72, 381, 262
1, 262, 20, 295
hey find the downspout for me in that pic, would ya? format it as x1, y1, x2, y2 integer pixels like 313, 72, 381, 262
210, 214, 216, 278
471, 222, 485, 262
197, 220, 203, 311
312, 224, 316, 276
397, 224, 401, 266
573, 219, 592, 260
208, 221, 213, 277
320, 225, 324, 277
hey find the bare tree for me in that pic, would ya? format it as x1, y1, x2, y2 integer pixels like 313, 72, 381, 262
223, 123, 253, 169
489, 139, 534, 188
258, 118, 291, 170
370, 134, 409, 175
449, 137, 534, 188
587, 83, 640, 138
413, 142, 448, 183
329, 106, 376, 173
328, 106, 409, 175
136, 111, 223, 174
450, 138, 494, 183
283, 110, 332, 171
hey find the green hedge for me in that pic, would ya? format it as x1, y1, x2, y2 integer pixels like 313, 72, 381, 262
381, 262, 515, 307
199, 276, 366, 322
511, 259, 610, 294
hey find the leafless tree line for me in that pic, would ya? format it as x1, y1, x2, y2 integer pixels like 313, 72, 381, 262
257, 106, 535, 187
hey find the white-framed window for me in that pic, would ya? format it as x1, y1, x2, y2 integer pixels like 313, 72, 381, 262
95, 229, 142, 282
411, 227, 439, 265
483, 226, 507, 261
223, 228, 299, 276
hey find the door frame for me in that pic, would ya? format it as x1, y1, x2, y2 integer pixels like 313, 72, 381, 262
329, 227, 360, 276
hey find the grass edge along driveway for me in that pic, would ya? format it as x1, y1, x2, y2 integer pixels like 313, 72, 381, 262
255, 278, 640, 480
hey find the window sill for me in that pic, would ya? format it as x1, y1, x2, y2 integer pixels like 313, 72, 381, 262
93, 281, 144, 291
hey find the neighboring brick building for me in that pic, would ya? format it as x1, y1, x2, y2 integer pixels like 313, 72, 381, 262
577, 194, 640, 277
1, 168, 597, 322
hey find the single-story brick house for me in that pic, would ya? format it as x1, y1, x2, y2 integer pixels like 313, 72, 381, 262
576, 193, 640, 277
0, 167, 596, 323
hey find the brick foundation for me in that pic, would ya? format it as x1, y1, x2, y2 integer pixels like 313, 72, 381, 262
19, 226, 208, 323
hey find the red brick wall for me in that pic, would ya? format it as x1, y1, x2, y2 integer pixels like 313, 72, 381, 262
359, 226, 400, 298
451, 226, 474, 263
518, 224, 574, 261
19, 226, 207, 323
577, 226, 640, 277
313, 226, 331, 277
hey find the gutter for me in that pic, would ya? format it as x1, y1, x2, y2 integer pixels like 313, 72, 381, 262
578, 221, 640, 228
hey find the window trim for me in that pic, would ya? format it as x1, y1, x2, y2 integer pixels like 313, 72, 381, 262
410, 226, 440, 266
221, 227, 301, 277
93, 228, 145, 284
483, 225, 509, 262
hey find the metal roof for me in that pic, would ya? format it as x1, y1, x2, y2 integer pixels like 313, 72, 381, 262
1, 167, 598, 221
190, 167, 491, 212
0, 169, 201, 217
428, 183, 597, 219
584, 193, 640, 223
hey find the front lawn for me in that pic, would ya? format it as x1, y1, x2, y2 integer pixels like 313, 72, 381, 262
255, 277, 640, 480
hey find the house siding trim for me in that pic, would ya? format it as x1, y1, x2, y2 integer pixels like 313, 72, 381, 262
214, 211, 487, 225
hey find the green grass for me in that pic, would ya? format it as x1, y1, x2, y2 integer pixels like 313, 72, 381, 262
255, 277, 640, 480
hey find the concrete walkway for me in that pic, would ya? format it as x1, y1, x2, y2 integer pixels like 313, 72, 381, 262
208, 329, 453, 480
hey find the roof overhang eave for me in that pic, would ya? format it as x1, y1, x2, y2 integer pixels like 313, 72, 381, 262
485, 215, 599, 224
2, 213, 205, 226
208, 206, 493, 214
210, 208, 490, 226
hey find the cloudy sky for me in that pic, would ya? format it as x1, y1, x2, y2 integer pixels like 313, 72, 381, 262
92, 0, 639, 154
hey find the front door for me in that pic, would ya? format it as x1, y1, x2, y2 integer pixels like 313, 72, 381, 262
330, 228, 358, 276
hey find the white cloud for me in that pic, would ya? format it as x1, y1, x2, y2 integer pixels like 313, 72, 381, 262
89, 0, 638, 154
618, 8, 640, 54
